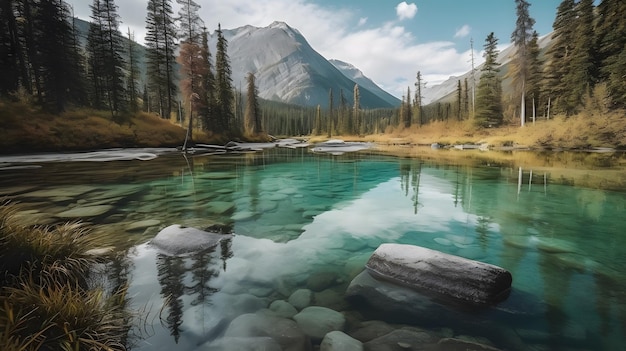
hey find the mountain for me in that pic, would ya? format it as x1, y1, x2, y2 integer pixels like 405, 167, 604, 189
329, 59, 400, 107
74, 18, 398, 109
423, 33, 553, 105
214, 22, 399, 109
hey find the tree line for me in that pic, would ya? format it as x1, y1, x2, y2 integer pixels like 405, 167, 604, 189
398, 0, 626, 130
0, 0, 263, 141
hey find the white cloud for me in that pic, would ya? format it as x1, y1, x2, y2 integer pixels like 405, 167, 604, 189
395, 1, 418, 21
454, 24, 471, 39
70, 0, 474, 98
358, 17, 368, 26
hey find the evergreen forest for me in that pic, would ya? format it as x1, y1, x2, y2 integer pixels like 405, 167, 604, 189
0, 0, 625, 149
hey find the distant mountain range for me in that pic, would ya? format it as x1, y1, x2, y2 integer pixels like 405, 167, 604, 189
214, 21, 399, 109
74, 18, 398, 109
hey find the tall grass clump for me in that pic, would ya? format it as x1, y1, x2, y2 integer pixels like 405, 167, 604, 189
0, 201, 131, 351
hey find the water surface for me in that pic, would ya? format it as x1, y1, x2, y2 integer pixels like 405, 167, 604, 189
1, 147, 625, 350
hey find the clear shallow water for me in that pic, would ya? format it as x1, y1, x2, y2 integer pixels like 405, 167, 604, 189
1, 148, 626, 350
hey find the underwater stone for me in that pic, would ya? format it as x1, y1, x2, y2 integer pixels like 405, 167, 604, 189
269, 300, 298, 318
288, 288, 313, 310
320, 331, 363, 351
224, 312, 310, 351
56, 204, 114, 218
150, 224, 232, 255
293, 306, 346, 341
365, 243, 512, 306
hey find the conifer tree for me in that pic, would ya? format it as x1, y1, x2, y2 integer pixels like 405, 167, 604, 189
475, 32, 502, 127
33, 0, 85, 112
560, 0, 595, 114
456, 80, 462, 120
463, 78, 470, 118
543, 0, 576, 115
244, 72, 262, 135
126, 28, 139, 112
510, 0, 535, 126
526, 31, 542, 121
314, 104, 322, 135
87, 0, 126, 118
353, 84, 361, 135
145, 0, 178, 118
404, 86, 412, 128
0, 0, 23, 97
215, 23, 235, 134
596, 0, 626, 88
327, 88, 333, 138
414, 71, 424, 125
200, 27, 216, 131
177, 0, 207, 146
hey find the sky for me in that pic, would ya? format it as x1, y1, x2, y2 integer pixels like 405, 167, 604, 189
71, 0, 565, 98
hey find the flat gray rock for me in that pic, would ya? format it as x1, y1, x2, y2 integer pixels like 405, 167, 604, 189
365, 243, 512, 306
150, 224, 233, 255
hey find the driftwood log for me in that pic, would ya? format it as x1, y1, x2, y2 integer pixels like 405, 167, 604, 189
365, 243, 512, 306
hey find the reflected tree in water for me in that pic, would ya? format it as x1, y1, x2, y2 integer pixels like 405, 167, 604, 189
156, 254, 186, 343
475, 216, 492, 250
399, 161, 422, 214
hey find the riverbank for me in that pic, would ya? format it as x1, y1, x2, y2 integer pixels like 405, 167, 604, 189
2, 100, 625, 153
311, 110, 626, 151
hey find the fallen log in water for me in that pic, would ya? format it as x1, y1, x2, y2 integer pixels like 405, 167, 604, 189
365, 243, 512, 307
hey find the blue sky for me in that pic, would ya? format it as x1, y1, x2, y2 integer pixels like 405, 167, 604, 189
72, 0, 566, 98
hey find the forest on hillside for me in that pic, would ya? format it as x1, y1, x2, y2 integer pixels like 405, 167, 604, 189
0, 0, 625, 143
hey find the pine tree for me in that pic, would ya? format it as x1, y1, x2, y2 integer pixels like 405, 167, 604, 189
126, 28, 139, 112
87, 0, 127, 118
456, 80, 462, 120
244, 72, 261, 135
0, 0, 21, 96
593, 0, 626, 108
353, 84, 361, 135
327, 88, 333, 138
177, 0, 205, 146
475, 32, 503, 127
543, 0, 576, 115
560, 0, 595, 114
526, 31, 542, 121
404, 86, 412, 128
314, 104, 322, 135
33, 0, 85, 112
510, 0, 536, 126
414, 71, 424, 125
200, 27, 216, 131
145, 0, 178, 118
463, 78, 470, 118
214, 23, 234, 133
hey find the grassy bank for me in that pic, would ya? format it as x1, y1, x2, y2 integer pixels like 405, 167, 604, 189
0, 202, 130, 351
0, 100, 223, 154
1, 100, 625, 153
312, 110, 626, 150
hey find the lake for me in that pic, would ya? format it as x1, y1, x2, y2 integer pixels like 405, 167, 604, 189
1, 146, 625, 350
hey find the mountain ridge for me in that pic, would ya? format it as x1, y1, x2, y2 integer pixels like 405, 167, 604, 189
215, 21, 399, 109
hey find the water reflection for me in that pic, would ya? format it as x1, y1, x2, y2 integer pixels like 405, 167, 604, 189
1, 148, 626, 350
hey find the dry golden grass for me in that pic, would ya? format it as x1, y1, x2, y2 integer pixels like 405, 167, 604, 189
312, 110, 626, 150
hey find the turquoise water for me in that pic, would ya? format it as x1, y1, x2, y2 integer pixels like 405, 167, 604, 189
1, 147, 625, 350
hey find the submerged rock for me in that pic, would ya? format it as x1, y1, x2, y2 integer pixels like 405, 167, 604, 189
150, 224, 233, 255
223, 312, 311, 351
365, 243, 512, 306
320, 331, 363, 351
293, 306, 346, 341
56, 204, 114, 218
